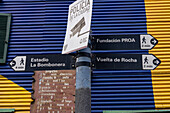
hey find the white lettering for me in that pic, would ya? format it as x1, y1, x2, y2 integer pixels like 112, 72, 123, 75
37, 63, 66, 67
97, 38, 121, 43
97, 57, 113, 62
121, 58, 137, 62
122, 38, 135, 42
31, 58, 49, 62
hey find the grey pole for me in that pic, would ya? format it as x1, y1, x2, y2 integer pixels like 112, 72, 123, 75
75, 42, 91, 113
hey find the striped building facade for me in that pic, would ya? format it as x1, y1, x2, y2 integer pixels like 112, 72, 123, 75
0, 0, 170, 112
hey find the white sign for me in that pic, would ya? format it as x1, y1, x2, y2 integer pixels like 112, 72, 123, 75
140, 35, 158, 50
142, 54, 161, 70
10, 56, 26, 71
62, 0, 93, 54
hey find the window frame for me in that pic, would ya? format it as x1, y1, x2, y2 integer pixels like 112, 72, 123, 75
0, 13, 11, 63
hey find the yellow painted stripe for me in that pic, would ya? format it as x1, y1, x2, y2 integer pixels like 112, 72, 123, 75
151, 74, 170, 77
145, 1, 170, 3
0, 103, 30, 106
0, 75, 32, 112
0, 81, 26, 84
154, 93, 170, 96
152, 77, 170, 80
0, 95, 31, 98
154, 96, 170, 99
145, 0, 170, 109
0, 88, 29, 91
15, 111, 30, 113
152, 55, 170, 58
0, 84, 26, 87
0, 92, 30, 95
0, 99, 32, 102
0, 107, 30, 111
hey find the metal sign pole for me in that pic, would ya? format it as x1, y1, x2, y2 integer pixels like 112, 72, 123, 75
75, 40, 92, 113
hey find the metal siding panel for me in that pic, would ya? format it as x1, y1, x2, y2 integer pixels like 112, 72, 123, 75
0, 75, 32, 111
91, 0, 154, 112
0, 0, 156, 113
145, 0, 170, 110
0, 1, 44, 112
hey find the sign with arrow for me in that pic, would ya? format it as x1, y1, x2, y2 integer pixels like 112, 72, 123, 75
94, 53, 161, 70
10, 54, 74, 71
92, 35, 158, 50
62, 0, 93, 54
10, 56, 26, 71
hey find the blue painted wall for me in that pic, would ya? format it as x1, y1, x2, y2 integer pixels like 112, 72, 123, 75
0, 0, 155, 112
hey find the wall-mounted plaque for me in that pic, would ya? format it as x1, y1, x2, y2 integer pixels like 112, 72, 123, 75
31, 70, 76, 113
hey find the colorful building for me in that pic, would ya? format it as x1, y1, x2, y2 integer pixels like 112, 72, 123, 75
0, 0, 170, 112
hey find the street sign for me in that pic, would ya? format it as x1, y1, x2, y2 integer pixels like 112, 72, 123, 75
94, 53, 161, 70
10, 54, 73, 71
10, 56, 26, 71
92, 35, 158, 50
62, 0, 93, 54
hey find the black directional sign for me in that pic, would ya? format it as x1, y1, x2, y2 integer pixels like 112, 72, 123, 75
10, 54, 73, 71
92, 35, 158, 50
94, 53, 161, 70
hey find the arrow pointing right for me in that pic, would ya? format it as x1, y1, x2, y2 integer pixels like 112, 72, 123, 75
142, 54, 161, 70
151, 38, 158, 45
94, 53, 160, 70
140, 35, 158, 50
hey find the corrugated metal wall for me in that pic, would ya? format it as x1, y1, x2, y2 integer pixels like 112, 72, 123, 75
91, 0, 153, 112
145, 0, 170, 110
0, 0, 169, 113
0, 0, 45, 112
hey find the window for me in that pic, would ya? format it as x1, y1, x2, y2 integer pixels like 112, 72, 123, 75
0, 13, 11, 63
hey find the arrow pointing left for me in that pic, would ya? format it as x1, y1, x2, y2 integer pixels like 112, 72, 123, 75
10, 56, 26, 71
